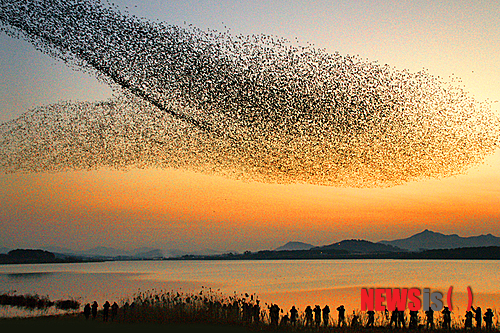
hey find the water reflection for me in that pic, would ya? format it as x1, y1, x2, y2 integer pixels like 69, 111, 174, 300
0, 260, 499, 318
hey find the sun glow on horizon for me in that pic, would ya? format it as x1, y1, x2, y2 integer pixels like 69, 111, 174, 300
0, 0, 499, 250
1, 148, 499, 251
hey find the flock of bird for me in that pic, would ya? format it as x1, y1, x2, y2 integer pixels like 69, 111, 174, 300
0, 0, 498, 187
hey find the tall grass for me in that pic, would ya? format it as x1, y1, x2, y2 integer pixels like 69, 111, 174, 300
98, 288, 498, 332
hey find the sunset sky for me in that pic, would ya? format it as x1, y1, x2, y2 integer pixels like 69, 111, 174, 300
1, 0, 499, 253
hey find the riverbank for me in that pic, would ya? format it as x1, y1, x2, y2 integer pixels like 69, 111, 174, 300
2, 314, 498, 333
0, 314, 254, 333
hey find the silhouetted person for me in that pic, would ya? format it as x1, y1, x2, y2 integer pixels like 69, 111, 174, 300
91, 301, 98, 320
390, 310, 399, 328
337, 305, 346, 327
484, 309, 494, 330
214, 300, 222, 320
224, 302, 230, 319
465, 311, 474, 329
409, 310, 419, 329
305, 305, 313, 326
111, 302, 118, 321
442, 306, 451, 329
231, 300, 239, 321
398, 309, 405, 328
352, 311, 360, 328
313, 305, 322, 327
425, 308, 434, 329
242, 301, 252, 322
323, 305, 330, 327
472, 306, 482, 329
269, 304, 280, 327
123, 301, 129, 318
83, 303, 91, 320
290, 306, 298, 326
253, 301, 260, 323
366, 310, 375, 328
280, 314, 289, 326
103, 301, 110, 321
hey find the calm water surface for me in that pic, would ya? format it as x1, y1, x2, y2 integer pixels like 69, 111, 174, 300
1, 259, 499, 317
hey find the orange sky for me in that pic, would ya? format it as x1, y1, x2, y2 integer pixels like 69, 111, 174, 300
1, 149, 498, 252
1, 0, 499, 252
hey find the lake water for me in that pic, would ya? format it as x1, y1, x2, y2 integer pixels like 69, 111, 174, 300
1, 259, 499, 318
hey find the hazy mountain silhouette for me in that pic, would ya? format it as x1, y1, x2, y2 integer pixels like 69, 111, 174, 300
7, 230, 500, 262
41, 245, 77, 255
40, 245, 165, 259
163, 249, 188, 258
38, 245, 232, 259
190, 248, 239, 257
275, 241, 315, 251
314, 239, 403, 253
79, 246, 129, 257
131, 248, 164, 259
379, 229, 500, 251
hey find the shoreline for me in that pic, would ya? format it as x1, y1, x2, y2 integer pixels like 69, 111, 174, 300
3, 288, 498, 332
1, 313, 498, 333
0, 314, 254, 333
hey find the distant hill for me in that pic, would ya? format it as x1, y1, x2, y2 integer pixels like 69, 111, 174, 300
0, 246, 165, 264
41, 245, 77, 255
315, 239, 404, 253
189, 248, 350, 260
189, 248, 231, 257
131, 249, 164, 259
80, 246, 129, 258
41, 246, 84, 260
39, 246, 165, 259
275, 241, 315, 251
0, 249, 100, 264
163, 249, 188, 258
0, 249, 57, 264
379, 229, 500, 252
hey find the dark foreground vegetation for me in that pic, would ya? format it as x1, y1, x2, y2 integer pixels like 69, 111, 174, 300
0, 315, 253, 333
1, 289, 498, 333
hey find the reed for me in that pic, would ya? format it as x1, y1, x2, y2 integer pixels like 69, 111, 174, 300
90, 289, 498, 332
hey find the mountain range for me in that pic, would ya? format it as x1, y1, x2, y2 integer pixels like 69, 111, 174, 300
275, 242, 315, 251
272, 239, 404, 255
274, 230, 500, 254
0, 245, 239, 261
2, 230, 499, 262
38, 246, 164, 259
379, 229, 500, 252
314, 239, 403, 253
